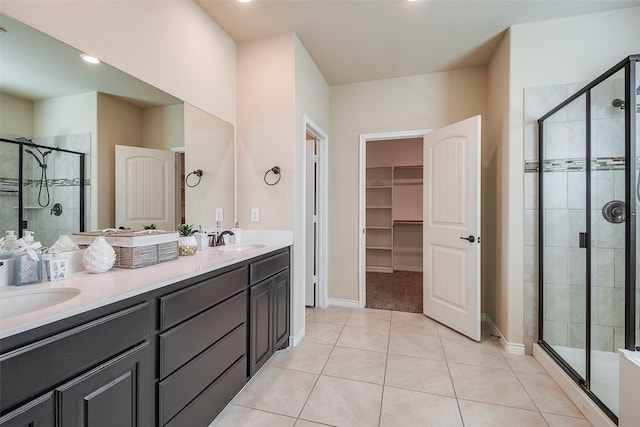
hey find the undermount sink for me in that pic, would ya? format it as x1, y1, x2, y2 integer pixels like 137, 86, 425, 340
0, 287, 81, 319
216, 243, 266, 252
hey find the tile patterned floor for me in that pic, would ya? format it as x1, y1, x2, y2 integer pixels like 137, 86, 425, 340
210, 307, 592, 427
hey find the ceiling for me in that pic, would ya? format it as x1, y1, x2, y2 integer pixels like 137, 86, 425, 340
197, 0, 640, 85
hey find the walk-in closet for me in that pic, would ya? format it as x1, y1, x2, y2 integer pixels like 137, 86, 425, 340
365, 138, 423, 312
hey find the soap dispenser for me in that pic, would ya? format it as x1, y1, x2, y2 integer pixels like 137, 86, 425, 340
13, 230, 43, 285
0, 230, 18, 259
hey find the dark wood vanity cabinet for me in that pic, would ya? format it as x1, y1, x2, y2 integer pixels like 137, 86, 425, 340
0, 247, 291, 427
0, 303, 151, 427
157, 267, 248, 426
249, 252, 290, 376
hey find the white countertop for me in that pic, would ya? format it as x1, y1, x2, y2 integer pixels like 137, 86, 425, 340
0, 241, 290, 340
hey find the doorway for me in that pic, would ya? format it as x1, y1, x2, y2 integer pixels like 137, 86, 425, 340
362, 136, 425, 312
304, 116, 328, 308
359, 116, 482, 341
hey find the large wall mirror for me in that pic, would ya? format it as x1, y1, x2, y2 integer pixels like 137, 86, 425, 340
0, 13, 234, 247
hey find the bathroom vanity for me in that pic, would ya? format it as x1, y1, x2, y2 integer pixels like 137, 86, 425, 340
0, 244, 291, 426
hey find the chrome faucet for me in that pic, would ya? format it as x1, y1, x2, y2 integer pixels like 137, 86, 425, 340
215, 230, 235, 246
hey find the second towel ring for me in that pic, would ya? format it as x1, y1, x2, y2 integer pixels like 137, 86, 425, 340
186, 169, 203, 187
264, 166, 281, 186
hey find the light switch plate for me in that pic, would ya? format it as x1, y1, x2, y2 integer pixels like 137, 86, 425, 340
215, 208, 224, 221
250, 208, 260, 223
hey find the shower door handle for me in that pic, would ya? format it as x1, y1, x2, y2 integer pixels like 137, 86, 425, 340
460, 235, 475, 243
579, 232, 588, 249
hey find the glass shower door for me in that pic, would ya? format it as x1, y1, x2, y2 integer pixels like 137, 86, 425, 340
589, 70, 627, 416
541, 94, 587, 379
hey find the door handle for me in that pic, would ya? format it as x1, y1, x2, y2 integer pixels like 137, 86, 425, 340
460, 235, 475, 243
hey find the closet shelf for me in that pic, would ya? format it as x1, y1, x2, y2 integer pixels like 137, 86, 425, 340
366, 226, 392, 230
366, 246, 392, 251
367, 205, 392, 209
366, 185, 392, 189
394, 220, 423, 225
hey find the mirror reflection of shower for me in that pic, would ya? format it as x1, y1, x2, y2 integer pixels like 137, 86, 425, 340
0, 136, 88, 246
24, 145, 52, 207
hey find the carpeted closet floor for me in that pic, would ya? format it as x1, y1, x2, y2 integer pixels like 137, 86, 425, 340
365, 271, 422, 313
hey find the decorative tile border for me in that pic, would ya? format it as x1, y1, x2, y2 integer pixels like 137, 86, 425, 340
524, 157, 629, 173
0, 177, 90, 195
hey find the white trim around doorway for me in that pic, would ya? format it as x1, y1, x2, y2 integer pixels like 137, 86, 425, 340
303, 115, 328, 308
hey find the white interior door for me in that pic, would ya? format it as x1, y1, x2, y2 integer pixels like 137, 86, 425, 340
423, 115, 481, 341
115, 145, 176, 231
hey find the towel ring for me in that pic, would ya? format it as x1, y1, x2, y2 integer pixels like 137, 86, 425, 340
264, 166, 281, 186
186, 169, 203, 187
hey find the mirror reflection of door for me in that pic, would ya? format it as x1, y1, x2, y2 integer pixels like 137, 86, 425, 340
115, 145, 176, 231
365, 138, 424, 313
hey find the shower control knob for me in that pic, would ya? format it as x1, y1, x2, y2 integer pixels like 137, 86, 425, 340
460, 235, 475, 243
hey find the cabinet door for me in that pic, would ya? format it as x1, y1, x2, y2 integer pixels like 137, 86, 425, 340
0, 393, 53, 427
272, 269, 290, 351
249, 279, 272, 376
56, 343, 150, 427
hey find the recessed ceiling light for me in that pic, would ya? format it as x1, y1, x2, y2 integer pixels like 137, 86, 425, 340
80, 53, 100, 64
238, 0, 251, 3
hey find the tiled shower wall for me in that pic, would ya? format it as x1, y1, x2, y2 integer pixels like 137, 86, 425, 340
523, 81, 640, 355
0, 133, 90, 248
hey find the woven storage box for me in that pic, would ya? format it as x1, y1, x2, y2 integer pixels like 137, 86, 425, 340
71, 230, 178, 269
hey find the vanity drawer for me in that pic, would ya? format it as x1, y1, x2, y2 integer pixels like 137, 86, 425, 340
159, 266, 247, 330
159, 291, 246, 378
158, 324, 245, 425
249, 251, 289, 285
164, 356, 246, 427
0, 303, 149, 412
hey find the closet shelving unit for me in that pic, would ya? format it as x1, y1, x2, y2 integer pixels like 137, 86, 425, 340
392, 165, 423, 272
365, 166, 393, 273
365, 165, 423, 273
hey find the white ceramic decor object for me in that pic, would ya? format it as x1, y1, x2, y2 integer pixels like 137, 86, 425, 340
82, 236, 116, 273
178, 235, 197, 256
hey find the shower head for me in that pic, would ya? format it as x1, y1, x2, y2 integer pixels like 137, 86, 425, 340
612, 98, 625, 109
25, 148, 46, 168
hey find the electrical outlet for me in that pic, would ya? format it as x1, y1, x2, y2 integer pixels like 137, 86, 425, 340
250, 208, 260, 223
215, 208, 224, 221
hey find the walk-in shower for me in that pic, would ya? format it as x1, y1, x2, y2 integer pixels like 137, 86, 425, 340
0, 136, 87, 248
538, 55, 639, 423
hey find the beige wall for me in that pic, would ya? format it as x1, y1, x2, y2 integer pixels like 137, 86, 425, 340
1, 0, 236, 125
485, 31, 510, 339
97, 93, 143, 229
293, 34, 330, 338
237, 33, 330, 341
142, 104, 185, 151
0, 93, 33, 138
237, 34, 296, 231
329, 67, 488, 301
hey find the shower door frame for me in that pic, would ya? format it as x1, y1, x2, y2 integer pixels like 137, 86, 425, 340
538, 54, 639, 424
0, 138, 86, 238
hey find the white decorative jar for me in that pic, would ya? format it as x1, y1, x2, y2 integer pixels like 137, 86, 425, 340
178, 235, 197, 256
82, 236, 116, 273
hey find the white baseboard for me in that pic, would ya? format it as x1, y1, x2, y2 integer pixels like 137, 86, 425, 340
327, 298, 361, 308
482, 313, 525, 355
533, 343, 616, 427
289, 327, 305, 347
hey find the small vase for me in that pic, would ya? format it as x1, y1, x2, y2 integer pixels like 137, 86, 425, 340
178, 235, 197, 256
82, 236, 116, 273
